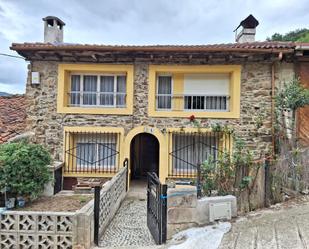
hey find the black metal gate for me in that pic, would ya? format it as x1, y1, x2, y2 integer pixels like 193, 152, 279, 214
147, 172, 167, 245
53, 165, 63, 194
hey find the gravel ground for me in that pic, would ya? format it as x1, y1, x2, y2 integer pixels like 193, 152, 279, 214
15, 195, 92, 212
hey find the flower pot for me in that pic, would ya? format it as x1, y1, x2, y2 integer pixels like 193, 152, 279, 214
5, 198, 15, 209
17, 197, 26, 208
0, 207, 7, 214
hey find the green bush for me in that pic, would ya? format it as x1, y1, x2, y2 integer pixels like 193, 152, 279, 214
0, 142, 51, 199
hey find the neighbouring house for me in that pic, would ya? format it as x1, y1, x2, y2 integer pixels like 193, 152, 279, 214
10, 15, 309, 191
0, 95, 26, 144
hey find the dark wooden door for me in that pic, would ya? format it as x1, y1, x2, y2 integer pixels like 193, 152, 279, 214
131, 133, 159, 179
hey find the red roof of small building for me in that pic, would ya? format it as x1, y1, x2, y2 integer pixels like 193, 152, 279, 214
0, 95, 26, 144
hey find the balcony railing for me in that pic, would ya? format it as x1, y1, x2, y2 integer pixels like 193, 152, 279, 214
68, 92, 126, 107
156, 94, 229, 111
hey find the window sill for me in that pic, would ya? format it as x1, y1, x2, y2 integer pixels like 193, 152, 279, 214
57, 106, 133, 115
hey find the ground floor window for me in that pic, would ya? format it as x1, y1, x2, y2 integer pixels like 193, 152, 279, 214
169, 131, 225, 177
64, 131, 119, 173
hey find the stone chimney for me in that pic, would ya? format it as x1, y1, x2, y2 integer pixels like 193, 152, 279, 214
43, 16, 65, 43
234, 14, 259, 43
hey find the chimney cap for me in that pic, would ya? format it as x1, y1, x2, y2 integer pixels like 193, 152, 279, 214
234, 14, 259, 31
42, 16, 65, 26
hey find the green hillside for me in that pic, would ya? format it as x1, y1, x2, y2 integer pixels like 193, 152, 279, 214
267, 28, 309, 42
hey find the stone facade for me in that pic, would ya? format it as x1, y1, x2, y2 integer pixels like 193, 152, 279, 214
26, 60, 293, 162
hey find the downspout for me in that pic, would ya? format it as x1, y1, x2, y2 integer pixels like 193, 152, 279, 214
271, 52, 283, 156
271, 62, 275, 156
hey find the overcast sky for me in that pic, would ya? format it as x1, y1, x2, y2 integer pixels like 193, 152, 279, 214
0, 0, 308, 94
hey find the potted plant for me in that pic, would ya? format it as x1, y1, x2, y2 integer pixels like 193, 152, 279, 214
17, 196, 26, 208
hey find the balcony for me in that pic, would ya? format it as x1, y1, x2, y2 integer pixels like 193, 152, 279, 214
156, 94, 230, 112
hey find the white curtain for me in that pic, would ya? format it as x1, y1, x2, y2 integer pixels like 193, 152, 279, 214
116, 76, 126, 107
83, 75, 97, 105
98, 143, 116, 168
172, 134, 218, 172
76, 143, 96, 169
100, 76, 114, 106
76, 134, 117, 170
70, 75, 80, 105
157, 76, 172, 109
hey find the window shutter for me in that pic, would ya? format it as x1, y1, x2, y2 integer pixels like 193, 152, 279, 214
184, 74, 229, 95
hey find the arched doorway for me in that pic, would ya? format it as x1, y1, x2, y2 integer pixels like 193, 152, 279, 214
130, 133, 159, 180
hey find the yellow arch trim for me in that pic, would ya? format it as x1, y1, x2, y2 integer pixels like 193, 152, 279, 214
124, 126, 168, 185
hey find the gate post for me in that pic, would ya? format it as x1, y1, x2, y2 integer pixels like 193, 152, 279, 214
161, 184, 168, 244
124, 158, 129, 192
93, 185, 101, 245
197, 163, 202, 198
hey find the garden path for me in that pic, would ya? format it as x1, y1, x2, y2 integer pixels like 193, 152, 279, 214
99, 181, 156, 248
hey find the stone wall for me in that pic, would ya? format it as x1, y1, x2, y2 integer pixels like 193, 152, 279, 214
25, 60, 294, 161
167, 187, 237, 239
96, 166, 127, 239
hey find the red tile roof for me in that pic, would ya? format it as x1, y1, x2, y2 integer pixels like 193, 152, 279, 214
0, 95, 26, 144
11, 41, 303, 53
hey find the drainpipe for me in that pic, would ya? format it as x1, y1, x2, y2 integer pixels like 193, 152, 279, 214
271, 52, 283, 156
271, 62, 275, 156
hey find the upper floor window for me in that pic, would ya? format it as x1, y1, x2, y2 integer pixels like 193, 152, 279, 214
149, 65, 241, 118
69, 74, 126, 107
157, 75, 172, 109
156, 73, 229, 112
58, 64, 133, 115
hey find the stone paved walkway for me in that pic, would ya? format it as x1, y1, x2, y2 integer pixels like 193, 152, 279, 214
99, 197, 155, 248
219, 197, 309, 249
97, 189, 309, 249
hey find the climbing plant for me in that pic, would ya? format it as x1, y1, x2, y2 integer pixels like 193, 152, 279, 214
200, 137, 259, 197
272, 78, 309, 198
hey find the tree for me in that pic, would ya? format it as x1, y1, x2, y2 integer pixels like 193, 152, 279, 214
267, 28, 309, 42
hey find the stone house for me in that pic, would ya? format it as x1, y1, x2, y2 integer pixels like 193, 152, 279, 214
10, 15, 309, 190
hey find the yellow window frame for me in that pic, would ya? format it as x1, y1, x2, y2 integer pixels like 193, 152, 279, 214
63, 126, 125, 178
167, 128, 233, 178
57, 64, 134, 115
148, 65, 241, 118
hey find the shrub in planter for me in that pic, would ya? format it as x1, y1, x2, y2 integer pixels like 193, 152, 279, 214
0, 142, 51, 200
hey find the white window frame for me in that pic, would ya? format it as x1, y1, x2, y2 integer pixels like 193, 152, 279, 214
156, 74, 173, 110
69, 73, 127, 108
183, 95, 230, 112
